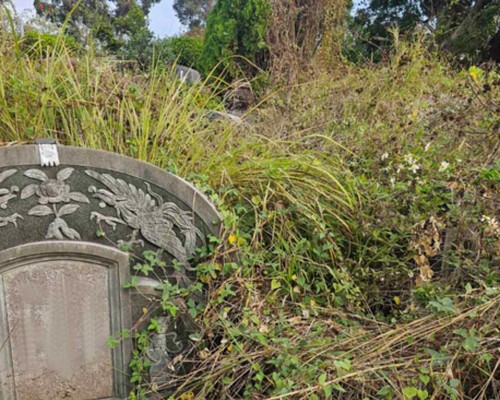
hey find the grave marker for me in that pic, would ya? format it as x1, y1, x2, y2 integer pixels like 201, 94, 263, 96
0, 143, 221, 399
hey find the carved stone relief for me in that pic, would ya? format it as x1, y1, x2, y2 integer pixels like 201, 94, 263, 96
0, 167, 204, 267
21, 168, 89, 240
0, 169, 22, 228
145, 316, 184, 379
85, 169, 203, 267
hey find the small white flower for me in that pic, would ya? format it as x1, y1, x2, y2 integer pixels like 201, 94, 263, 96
439, 161, 450, 172
381, 152, 389, 161
390, 177, 396, 187
456, 159, 462, 163
481, 215, 500, 236
404, 154, 415, 164
409, 163, 421, 173
396, 164, 404, 174
424, 143, 431, 152
488, 217, 499, 230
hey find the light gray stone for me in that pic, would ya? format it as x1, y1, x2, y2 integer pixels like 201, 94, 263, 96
0, 241, 131, 400
174, 65, 201, 84
205, 110, 244, 124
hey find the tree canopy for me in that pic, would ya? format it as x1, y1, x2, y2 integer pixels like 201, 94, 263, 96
352, 0, 500, 62
200, 0, 270, 77
33, 0, 152, 57
173, 0, 215, 29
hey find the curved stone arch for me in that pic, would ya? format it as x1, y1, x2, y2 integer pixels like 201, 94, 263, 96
0, 145, 221, 235
0, 145, 221, 263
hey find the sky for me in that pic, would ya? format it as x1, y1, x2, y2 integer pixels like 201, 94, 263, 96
9, 0, 184, 37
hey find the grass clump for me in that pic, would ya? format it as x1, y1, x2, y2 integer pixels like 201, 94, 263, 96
0, 23, 498, 400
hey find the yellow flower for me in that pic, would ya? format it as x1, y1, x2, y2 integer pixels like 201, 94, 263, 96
470, 70, 478, 82
228, 234, 237, 244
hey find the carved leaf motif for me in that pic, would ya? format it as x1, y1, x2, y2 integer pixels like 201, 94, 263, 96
21, 184, 38, 199
24, 169, 48, 181
69, 192, 90, 203
46, 219, 64, 240
61, 226, 81, 240
58, 204, 80, 217
28, 205, 53, 216
0, 169, 17, 183
57, 168, 74, 182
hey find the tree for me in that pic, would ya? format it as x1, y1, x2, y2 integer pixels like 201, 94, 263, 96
34, 0, 113, 43
200, 0, 270, 77
114, 1, 152, 66
154, 35, 204, 68
173, 0, 215, 29
33, 0, 153, 59
351, 0, 500, 63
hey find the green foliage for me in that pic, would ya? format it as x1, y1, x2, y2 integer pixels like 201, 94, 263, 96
21, 31, 77, 55
114, 2, 152, 67
154, 35, 204, 69
0, 28, 499, 400
173, 0, 215, 29
34, 0, 112, 42
32, 0, 154, 64
349, 0, 500, 63
200, 0, 270, 78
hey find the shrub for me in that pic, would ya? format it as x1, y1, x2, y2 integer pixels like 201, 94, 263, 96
200, 0, 270, 78
22, 31, 77, 56
154, 35, 204, 69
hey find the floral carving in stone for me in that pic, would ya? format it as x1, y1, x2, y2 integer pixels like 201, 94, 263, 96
21, 168, 89, 239
0, 169, 22, 228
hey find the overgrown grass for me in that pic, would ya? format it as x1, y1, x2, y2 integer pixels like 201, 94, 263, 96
0, 22, 498, 400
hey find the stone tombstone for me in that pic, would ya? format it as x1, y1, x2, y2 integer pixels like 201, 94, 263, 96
0, 142, 221, 400
174, 65, 201, 84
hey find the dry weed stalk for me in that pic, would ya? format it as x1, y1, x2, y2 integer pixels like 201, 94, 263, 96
267, 0, 347, 85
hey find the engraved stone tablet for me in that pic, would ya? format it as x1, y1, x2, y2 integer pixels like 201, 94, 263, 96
3, 261, 111, 399
0, 242, 131, 400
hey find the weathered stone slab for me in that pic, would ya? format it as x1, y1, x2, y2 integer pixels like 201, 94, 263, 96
0, 242, 131, 400
175, 65, 201, 84
4, 261, 112, 400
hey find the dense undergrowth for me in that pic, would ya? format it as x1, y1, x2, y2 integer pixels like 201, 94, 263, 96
0, 26, 499, 400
